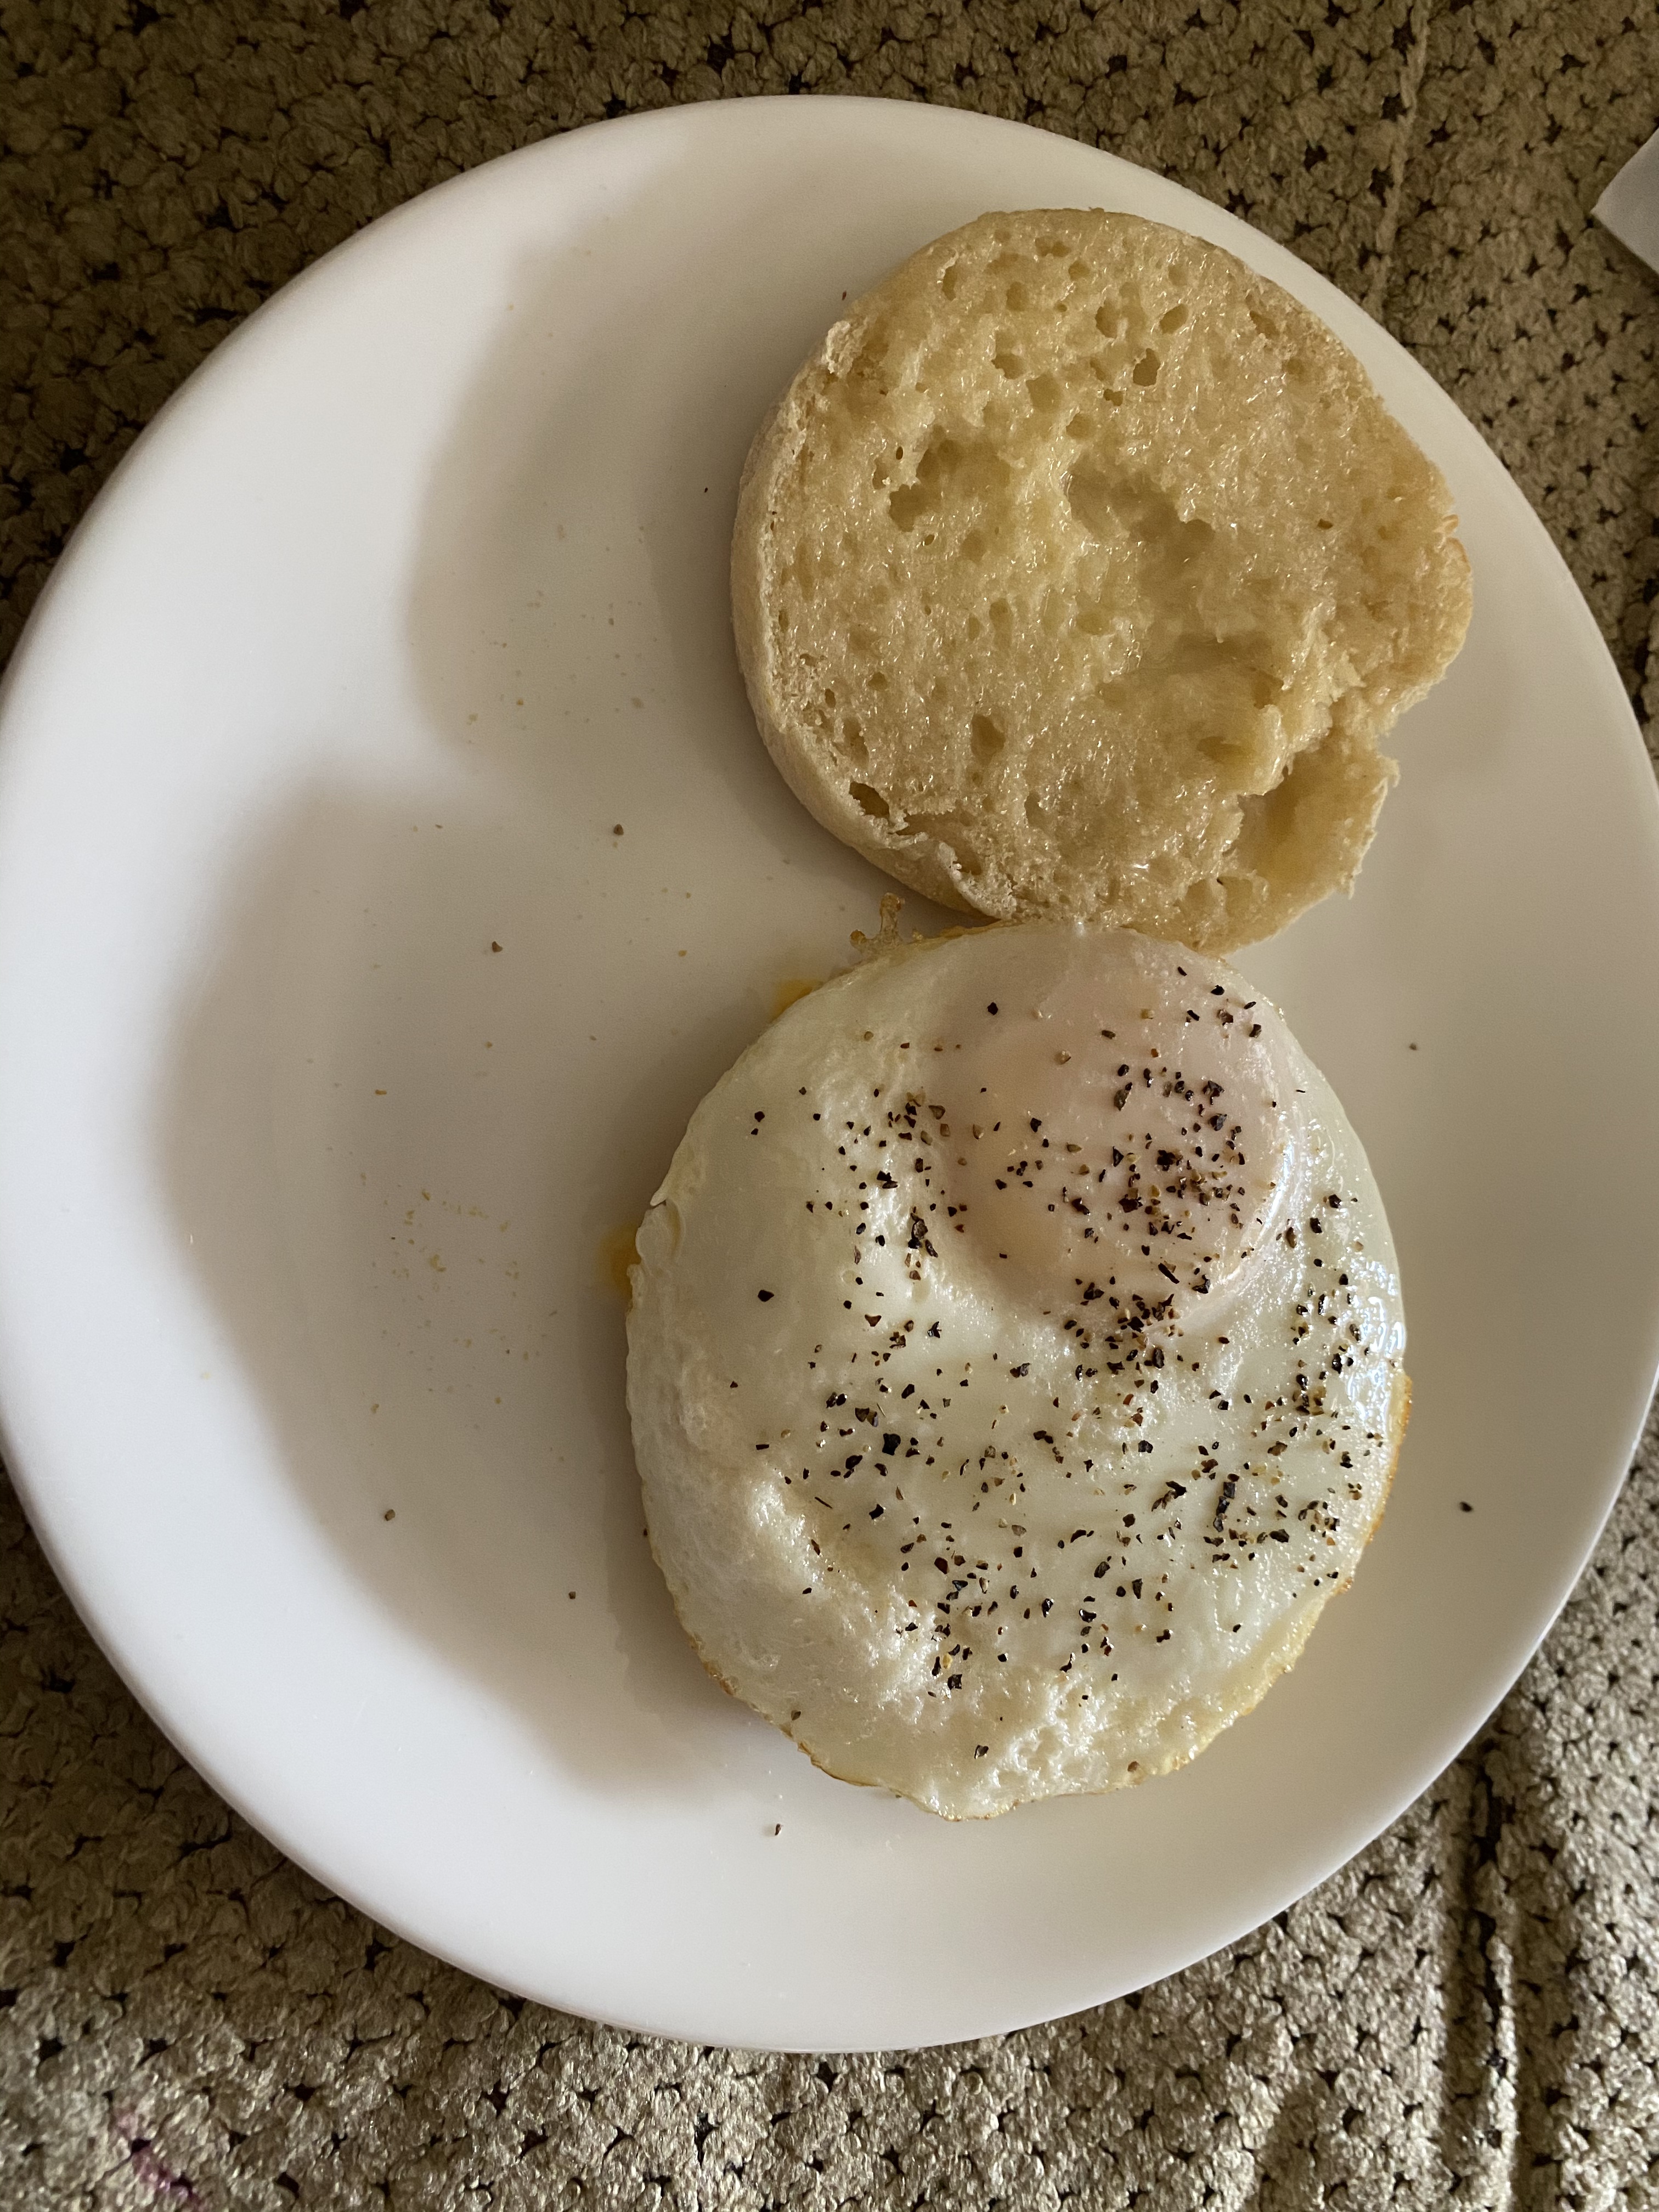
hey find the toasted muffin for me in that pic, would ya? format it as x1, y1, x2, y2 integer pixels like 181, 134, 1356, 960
732, 209, 1470, 953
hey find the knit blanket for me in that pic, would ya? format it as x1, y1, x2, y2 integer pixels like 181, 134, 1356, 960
3, 4, 1657, 2204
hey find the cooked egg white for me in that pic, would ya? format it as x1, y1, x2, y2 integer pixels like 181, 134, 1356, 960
627, 923, 1407, 1819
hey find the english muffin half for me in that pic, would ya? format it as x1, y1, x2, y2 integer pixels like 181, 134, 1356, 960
732, 210, 1469, 953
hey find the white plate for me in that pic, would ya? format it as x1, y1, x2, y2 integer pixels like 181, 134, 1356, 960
2, 97, 1657, 2055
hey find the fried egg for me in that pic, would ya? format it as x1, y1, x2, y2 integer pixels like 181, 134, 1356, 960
626, 923, 1407, 1819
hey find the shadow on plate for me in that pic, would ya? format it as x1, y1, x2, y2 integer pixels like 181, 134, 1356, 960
157, 780, 761, 1802
156, 143, 952, 1811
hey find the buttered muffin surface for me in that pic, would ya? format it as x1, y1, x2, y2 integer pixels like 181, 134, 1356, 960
626, 925, 1406, 1819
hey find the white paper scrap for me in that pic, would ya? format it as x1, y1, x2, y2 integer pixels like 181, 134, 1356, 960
1594, 127, 1659, 274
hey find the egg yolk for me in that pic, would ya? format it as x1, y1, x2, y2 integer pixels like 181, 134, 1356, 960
946, 962, 1291, 1315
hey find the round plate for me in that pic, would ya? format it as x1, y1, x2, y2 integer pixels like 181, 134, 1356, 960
2, 97, 1656, 2054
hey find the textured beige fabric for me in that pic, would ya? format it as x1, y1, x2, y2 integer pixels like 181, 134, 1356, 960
3, 3, 1658, 2207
